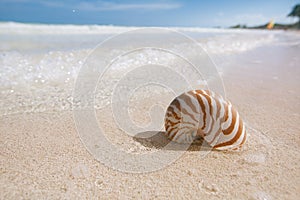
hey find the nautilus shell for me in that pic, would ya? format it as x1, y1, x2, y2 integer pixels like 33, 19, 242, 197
164, 90, 247, 150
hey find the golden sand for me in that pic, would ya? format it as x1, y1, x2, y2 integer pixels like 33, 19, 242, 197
1, 44, 300, 199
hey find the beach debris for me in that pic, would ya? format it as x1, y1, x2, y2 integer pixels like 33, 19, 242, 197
198, 180, 219, 195
251, 191, 273, 200
243, 154, 266, 165
267, 20, 275, 30
164, 90, 247, 150
95, 179, 104, 189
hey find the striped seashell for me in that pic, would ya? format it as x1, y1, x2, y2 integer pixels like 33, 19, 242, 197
164, 90, 247, 150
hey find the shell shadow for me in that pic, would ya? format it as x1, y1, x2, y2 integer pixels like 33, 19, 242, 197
133, 131, 212, 151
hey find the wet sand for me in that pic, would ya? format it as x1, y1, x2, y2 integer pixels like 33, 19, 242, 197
1, 35, 300, 199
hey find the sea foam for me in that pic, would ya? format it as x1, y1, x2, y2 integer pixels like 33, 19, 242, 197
1, 22, 298, 115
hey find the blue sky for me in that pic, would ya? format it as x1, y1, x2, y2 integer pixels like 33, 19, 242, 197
0, 0, 299, 27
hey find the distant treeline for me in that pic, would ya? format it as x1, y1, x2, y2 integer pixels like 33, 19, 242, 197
230, 4, 300, 30
230, 21, 300, 30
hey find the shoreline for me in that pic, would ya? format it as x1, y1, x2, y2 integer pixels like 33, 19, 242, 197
1, 28, 300, 199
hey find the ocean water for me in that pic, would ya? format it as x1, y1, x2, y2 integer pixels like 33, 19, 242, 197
0, 22, 299, 116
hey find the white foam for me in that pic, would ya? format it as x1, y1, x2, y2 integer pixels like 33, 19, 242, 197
0, 22, 137, 35
0, 22, 296, 115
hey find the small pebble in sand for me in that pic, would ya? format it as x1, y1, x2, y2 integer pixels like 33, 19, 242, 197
251, 191, 272, 200
95, 180, 104, 189
198, 180, 219, 195
244, 154, 266, 165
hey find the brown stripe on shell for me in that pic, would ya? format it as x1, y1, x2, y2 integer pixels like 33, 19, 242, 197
223, 106, 237, 135
188, 91, 207, 130
180, 93, 200, 115
214, 117, 243, 148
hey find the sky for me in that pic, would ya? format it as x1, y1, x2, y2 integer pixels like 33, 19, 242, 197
0, 0, 299, 27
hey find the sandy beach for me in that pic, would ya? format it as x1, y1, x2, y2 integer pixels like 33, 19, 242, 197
1, 24, 300, 199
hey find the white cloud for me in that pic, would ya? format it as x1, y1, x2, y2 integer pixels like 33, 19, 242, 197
76, 1, 182, 11
234, 14, 268, 25
0, 0, 182, 11
214, 13, 275, 27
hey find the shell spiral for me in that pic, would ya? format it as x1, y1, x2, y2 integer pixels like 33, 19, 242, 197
164, 90, 247, 150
